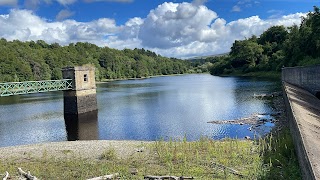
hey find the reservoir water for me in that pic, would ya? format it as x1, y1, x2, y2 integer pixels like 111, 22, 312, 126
0, 74, 279, 147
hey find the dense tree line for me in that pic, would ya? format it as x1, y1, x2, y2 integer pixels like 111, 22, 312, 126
208, 6, 320, 76
0, 40, 190, 82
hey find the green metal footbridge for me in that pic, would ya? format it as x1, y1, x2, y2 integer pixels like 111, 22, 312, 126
0, 79, 73, 97
0, 66, 97, 115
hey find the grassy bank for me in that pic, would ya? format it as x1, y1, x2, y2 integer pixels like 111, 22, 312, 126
0, 133, 300, 179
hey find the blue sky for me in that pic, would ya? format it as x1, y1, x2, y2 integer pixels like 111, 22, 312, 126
0, 0, 318, 58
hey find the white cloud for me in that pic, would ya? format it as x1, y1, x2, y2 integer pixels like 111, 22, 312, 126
0, 0, 17, 6
24, 0, 40, 10
138, 2, 217, 48
0, 2, 306, 59
61, 18, 119, 43
0, 9, 118, 45
267, 9, 284, 19
56, 0, 77, 5
232, 5, 241, 12
56, 9, 75, 21
191, 0, 207, 6
135, 2, 304, 58
232, 0, 259, 12
23, 0, 76, 9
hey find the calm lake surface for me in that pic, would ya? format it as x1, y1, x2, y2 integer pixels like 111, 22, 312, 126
0, 74, 279, 147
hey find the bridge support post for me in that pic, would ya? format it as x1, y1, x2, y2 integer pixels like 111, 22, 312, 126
62, 66, 97, 114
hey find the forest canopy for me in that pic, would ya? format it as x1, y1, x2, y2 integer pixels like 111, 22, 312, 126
0, 40, 190, 82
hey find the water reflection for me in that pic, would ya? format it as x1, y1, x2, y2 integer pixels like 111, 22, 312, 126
64, 111, 98, 141
0, 91, 63, 105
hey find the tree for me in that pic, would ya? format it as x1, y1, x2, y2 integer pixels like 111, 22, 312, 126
299, 6, 320, 58
230, 40, 264, 71
258, 26, 288, 45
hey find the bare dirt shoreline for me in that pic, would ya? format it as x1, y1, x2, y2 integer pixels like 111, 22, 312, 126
0, 140, 152, 161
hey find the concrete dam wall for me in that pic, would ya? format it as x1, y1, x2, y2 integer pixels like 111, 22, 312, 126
282, 65, 320, 97
282, 66, 320, 180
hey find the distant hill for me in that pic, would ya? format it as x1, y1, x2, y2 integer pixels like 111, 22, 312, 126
186, 52, 229, 61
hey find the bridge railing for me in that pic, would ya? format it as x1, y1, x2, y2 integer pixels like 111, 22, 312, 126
0, 79, 73, 97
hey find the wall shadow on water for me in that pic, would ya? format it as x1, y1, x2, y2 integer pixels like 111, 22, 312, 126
64, 110, 99, 141
316, 91, 320, 99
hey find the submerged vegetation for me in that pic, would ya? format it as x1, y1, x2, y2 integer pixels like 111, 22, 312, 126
0, 131, 300, 179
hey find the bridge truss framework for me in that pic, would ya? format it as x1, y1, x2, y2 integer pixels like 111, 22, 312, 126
0, 79, 73, 97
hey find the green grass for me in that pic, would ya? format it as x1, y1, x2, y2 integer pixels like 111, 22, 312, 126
99, 148, 117, 160
258, 129, 301, 179
151, 137, 262, 179
0, 132, 301, 179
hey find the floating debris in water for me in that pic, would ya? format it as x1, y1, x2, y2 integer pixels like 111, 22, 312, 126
253, 92, 281, 99
208, 113, 279, 134
208, 113, 279, 125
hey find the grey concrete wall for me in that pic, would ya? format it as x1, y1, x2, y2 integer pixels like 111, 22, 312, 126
62, 66, 97, 115
282, 65, 320, 95
63, 92, 97, 114
282, 65, 320, 179
62, 66, 96, 91
282, 83, 318, 180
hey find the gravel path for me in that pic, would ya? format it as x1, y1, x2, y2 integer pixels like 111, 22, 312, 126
0, 140, 152, 161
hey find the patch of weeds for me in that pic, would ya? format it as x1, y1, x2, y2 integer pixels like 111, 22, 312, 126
258, 128, 301, 180
151, 137, 262, 179
61, 149, 73, 155
99, 148, 117, 160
